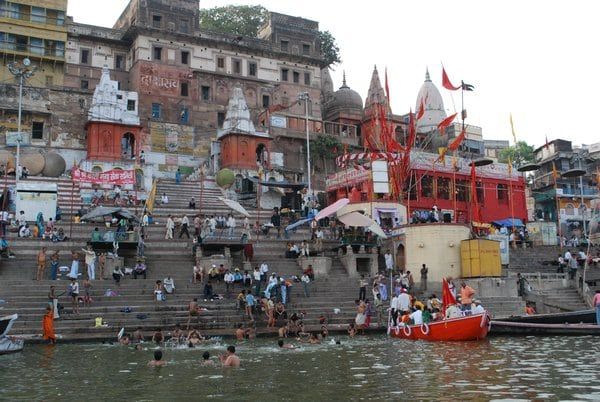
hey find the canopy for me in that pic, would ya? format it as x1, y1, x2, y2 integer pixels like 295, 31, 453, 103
218, 197, 250, 217
368, 222, 388, 239
315, 198, 349, 221
247, 176, 307, 191
338, 211, 374, 227
493, 218, 524, 228
285, 217, 311, 231
81, 206, 139, 222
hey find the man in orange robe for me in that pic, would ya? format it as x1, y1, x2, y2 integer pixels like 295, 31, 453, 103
42, 306, 56, 344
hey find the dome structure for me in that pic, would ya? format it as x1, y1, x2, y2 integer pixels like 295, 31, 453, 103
415, 68, 447, 134
42, 152, 66, 177
327, 72, 363, 113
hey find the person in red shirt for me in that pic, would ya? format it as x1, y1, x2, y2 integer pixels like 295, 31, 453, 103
460, 282, 475, 313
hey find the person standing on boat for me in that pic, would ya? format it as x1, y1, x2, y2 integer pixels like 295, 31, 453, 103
460, 282, 475, 313
42, 305, 56, 344
593, 290, 600, 326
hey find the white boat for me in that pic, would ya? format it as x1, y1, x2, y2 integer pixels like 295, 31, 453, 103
0, 314, 24, 354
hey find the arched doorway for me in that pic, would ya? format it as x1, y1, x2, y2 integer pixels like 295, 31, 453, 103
256, 143, 266, 166
396, 243, 406, 272
122, 133, 135, 159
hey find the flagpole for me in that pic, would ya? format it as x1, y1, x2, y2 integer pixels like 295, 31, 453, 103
553, 162, 562, 249
453, 151, 457, 222
509, 161, 515, 228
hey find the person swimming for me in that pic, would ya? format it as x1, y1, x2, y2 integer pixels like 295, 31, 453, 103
201, 351, 215, 366
219, 345, 240, 368
148, 350, 167, 367
277, 339, 295, 349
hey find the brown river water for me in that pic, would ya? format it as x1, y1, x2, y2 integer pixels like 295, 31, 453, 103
1, 335, 599, 401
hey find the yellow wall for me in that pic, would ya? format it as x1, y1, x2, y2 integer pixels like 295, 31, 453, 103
460, 239, 502, 278
394, 224, 470, 282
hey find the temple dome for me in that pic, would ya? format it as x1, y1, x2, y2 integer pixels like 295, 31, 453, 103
328, 73, 363, 112
415, 68, 447, 134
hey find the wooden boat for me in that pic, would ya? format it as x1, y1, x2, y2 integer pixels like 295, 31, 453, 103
0, 314, 24, 354
390, 312, 490, 341
491, 320, 600, 336
500, 309, 596, 325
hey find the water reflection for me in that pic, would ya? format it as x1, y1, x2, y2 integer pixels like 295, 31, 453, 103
1, 336, 599, 400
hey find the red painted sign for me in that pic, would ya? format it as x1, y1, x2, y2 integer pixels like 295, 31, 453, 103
72, 167, 135, 185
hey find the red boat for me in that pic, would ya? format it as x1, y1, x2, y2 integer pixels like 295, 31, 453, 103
388, 278, 490, 341
389, 312, 490, 341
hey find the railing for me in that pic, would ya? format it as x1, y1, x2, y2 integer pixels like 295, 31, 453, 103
0, 40, 65, 58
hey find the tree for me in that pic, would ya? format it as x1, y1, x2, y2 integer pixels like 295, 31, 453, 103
199, 5, 268, 37
498, 141, 535, 167
318, 30, 341, 66
305, 135, 342, 176
199, 5, 341, 66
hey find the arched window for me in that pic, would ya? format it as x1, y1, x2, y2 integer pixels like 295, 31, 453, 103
122, 133, 135, 159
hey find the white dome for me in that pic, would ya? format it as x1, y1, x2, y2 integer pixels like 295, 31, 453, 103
415, 69, 447, 134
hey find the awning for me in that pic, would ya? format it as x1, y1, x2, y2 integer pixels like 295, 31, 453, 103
218, 197, 250, 217
315, 198, 349, 221
492, 218, 524, 227
285, 217, 311, 231
338, 211, 374, 227
81, 206, 139, 222
247, 176, 307, 191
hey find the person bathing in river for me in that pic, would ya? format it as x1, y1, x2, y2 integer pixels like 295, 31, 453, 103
148, 350, 166, 367
219, 345, 240, 367
278, 339, 295, 349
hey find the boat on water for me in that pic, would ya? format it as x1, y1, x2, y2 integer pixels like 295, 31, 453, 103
491, 320, 600, 336
388, 278, 490, 342
0, 314, 24, 354
390, 312, 490, 341
499, 309, 596, 325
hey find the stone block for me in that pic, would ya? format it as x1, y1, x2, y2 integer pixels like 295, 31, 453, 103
299, 256, 331, 276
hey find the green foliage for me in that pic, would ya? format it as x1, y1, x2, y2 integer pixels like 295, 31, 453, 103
498, 141, 535, 166
318, 30, 341, 66
310, 135, 341, 159
199, 5, 268, 37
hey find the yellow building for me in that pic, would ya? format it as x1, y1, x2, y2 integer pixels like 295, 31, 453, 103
0, 0, 67, 87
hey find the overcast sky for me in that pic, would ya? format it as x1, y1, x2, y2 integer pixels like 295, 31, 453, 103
68, 0, 600, 148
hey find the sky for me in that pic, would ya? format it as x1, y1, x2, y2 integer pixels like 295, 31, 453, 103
67, 0, 600, 148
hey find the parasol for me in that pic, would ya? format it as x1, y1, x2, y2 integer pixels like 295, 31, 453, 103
315, 198, 349, 221
218, 197, 250, 217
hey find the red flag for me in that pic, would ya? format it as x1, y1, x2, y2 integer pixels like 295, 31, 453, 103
437, 113, 457, 135
441, 278, 457, 317
406, 109, 416, 148
447, 129, 466, 151
545, 135, 549, 149
442, 66, 461, 91
416, 97, 425, 120
385, 67, 390, 105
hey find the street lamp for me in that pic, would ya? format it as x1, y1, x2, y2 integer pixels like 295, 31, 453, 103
8, 58, 37, 185
297, 92, 312, 197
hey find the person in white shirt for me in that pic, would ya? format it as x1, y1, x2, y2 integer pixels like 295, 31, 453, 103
19, 224, 32, 238
253, 267, 262, 295
260, 263, 269, 282
227, 214, 236, 238
410, 307, 423, 325
163, 276, 175, 294
390, 294, 400, 326
300, 241, 310, 257
161, 193, 169, 205
301, 273, 311, 297
208, 216, 217, 235
398, 289, 411, 312
81, 245, 96, 280
471, 301, 485, 315
179, 215, 190, 239
224, 270, 234, 293
165, 215, 175, 239
384, 250, 394, 271
315, 227, 324, 250
17, 210, 26, 230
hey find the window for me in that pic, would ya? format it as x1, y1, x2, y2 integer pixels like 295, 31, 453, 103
179, 19, 189, 34
180, 107, 189, 123
201, 86, 210, 101
153, 47, 162, 60
45, 75, 53, 86
127, 99, 136, 111
80, 80, 89, 90
217, 112, 225, 128
437, 177, 450, 200
80, 48, 90, 64
248, 61, 257, 77
29, 37, 43, 55
456, 180, 469, 201
302, 44, 310, 55
304, 72, 311, 86
476, 182, 485, 202
151, 103, 161, 119
281, 68, 288, 81
292, 71, 300, 84
180, 82, 189, 97
280, 40, 289, 52
232, 59, 241, 74
262, 95, 270, 108
217, 57, 225, 69
31, 122, 43, 139
115, 54, 125, 70
152, 14, 162, 28
497, 183, 509, 204
181, 50, 189, 65
31, 7, 45, 23
421, 175, 433, 198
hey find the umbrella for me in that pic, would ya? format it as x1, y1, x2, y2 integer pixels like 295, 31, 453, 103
218, 197, 250, 217
368, 222, 388, 239
337, 211, 373, 227
315, 198, 349, 221
285, 217, 311, 232
81, 206, 139, 222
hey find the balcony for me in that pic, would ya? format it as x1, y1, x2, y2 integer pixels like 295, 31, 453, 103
0, 38, 64, 60
0, 6, 65, 27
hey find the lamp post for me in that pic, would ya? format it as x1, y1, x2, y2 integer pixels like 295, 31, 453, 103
8, 58, 36, 185
297, 92, 312, 197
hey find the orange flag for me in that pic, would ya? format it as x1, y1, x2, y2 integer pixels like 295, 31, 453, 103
437, 113, 457, 135
447, 129, 465, 151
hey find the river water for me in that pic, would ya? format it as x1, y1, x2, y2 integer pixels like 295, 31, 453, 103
1, 335, 599, 401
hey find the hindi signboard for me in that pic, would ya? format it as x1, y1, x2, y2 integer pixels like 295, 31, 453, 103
72, 167, 135, 185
